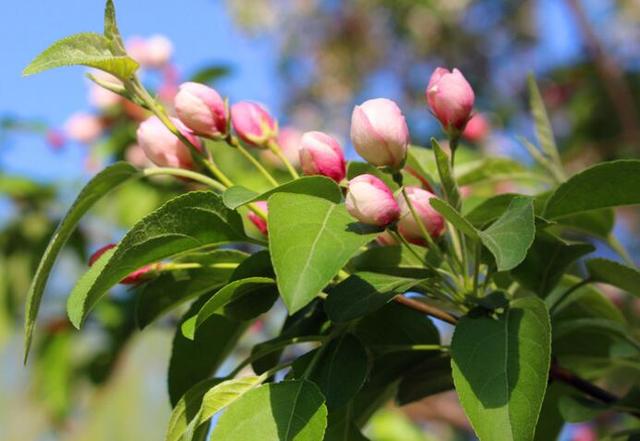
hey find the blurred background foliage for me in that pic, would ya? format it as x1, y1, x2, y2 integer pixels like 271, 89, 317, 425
1, 0, 640, 440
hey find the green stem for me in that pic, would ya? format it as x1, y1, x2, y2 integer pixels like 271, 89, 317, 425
400, 186, 442, 259
472, 240, 481, 295
377, 344, 448, 352
157, 262, 240, 272
608, 234, 636, 267
267, 140, 299, 179
549, 279, 592, 314
142, 167, 226, 192
227, 135, 279, 186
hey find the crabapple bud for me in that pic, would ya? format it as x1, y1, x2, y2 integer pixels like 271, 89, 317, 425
89, 244, 151, 284
350, 98, 409, 169
462, 113, 489, 142
64, 112, 103, 144
126, 35, 173, 68
247, 201, 269, 235
299, 131, 346, 183
396, 186, 445, 245
426, 67, 475, 133
345, 174, 400, 227
231, 101, 278, 148
136, 116, 202, 169
261, 127, 302, 168
175, 82, 228, 138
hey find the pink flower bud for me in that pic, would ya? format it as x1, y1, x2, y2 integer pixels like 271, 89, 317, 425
88, 71, 122, 109
376, 231, 398, 246
426, 67, 475, 133
345, 174, 400, 227
231, 101, 278, 147
261, 127, 302, 168
396, 187, 445, 245
126, 35, 173, 69
125, 143, 153, 168
64, 112, 103, 144
350, 98, 409, 169
175, 82, 228, 138
299, 131, 346, 183
247, 201, 269, 235
136, 116, 202, 169
462, 113, 489, 142
89, 244, 152, 284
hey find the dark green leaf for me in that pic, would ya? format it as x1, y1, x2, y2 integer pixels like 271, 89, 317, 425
429, 198, 479, 239
431, 139, 460, 209
181, 277, 277, 339
24, 162, 140, 360
553, 318, 640, 350
397, 355, 453, 405
168, 298, 247, 406
512, 233, 594, 296
223, 176, 342, 209
479, 197, 536, 271
325, 272, 425, 323
533, 383, 566, 441
67, 191, 245, 328
136, 250, 247, 329
587, 258, 640, 297
348, 245, 433, 279
210, 380, 328, 441
451, 296, 551, 441
23, 33, 138, 79
269, 193, 378, 313
465, 193, 519, 228
558, 394, 608, 423
549, 209, 615, 239
544, 160, 640, 219
323, 409, 370, 441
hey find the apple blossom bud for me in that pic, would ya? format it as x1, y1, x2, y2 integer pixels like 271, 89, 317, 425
462, 113, 489, 142
125, 143, 153, 168
64, 112, 103, 144
88, 71, 122, 109
231, 101, 278, 147
126, 35, 173, 68
89, 244, 151, 284
376, 231, 398, 246
175, 82, 228, 138
396, 186, 445, 245
345, 174, 400, 227
426, 67, 475, 133
136, 116, 202, 169
261, 127, 302, 168
350, 98, 409, 169
247, 201, 268, 235
299, 131, 346, 183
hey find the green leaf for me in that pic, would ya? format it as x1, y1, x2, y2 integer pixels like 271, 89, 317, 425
181, 375, 266, 440
558, 394, 608, 423
168, 298, 248, 406
323, 409, 370, 441
135, 250, 248, 329
23, 32, 139, 79
181, 277, 277, 339
165, 378, 222, 441
479, 197, 535, 271
269, 193, 378, 313
223, 176, 342, 209
533, 384, 566, 441
24, 162, 140, 361
456, 157, 527, 186
528, 74, 561, 166
512, 233, 595, 296
586, 258, 640, 297
431, 139, 460, 209
296, 334, 370, 409
465, 193, 519, 228
429, 198, 479, 239
549, 209, 614, 239
544, 160, 640, 219
553, 318, 640, 350
103, 0, 126, 55
210, 380, 328, 441
325, 272, 425, 323
397, 355, 453, 405
67, 191, 245, 328
451, 296, 551, 441
348, 245, 432, 279
346, 162, 397, 190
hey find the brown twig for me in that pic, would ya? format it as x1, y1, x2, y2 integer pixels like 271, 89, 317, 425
393, 295, 458, 325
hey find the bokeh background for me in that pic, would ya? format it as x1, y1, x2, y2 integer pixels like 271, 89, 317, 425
1, 1, 640, 440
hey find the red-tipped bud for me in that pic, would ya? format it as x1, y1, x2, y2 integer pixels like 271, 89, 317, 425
426, 67, 475, 133
88, 244, 152, 285
231, 101, 278, 148
175, 82, 228, 138
299, 131, 346, 183
396, 187, 445, 245
462, 113, 490, 142
345, 174, 400, 227
136, 116, 202, 169
247, 201, 269, 235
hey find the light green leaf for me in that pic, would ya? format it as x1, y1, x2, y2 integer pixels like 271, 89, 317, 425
429, 198, 479, 239
23, 32, 139, 79
269, 193, 378, 313
451, 296, 551, 441
103, 0, 126, 55
24, 162, 140, 361
528, 74, 562, 168
165, 378, 222, 441
346, 162, 397, 190
479, 197, 535, 271
431, 139, 460, 209
182, 277, 277, 339
586, 258, 640, 297
544, 160, 640, 219
223, 176, 342, 209
325, 272, 425, 323
210, 380, 328, 441
456, 157, 527, 186
67, 191, 245, 328
135, 250, 248, 329
465, 193, 519, 228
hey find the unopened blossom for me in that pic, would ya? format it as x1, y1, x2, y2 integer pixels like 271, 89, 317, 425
261, 127, 302, 168
345, 174, 400, 227
126, 35, 173, 68
396, 186, 445, 245
231, 101, 278, 147
175, 82, 228, 138
64, 112, 103, 144
462, 113, 489, 142
136, 116, 202, 169
350, 98, 409, 169
247, 201, 269, 235
299, 131, 346, 183
426, 67, 475, 133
